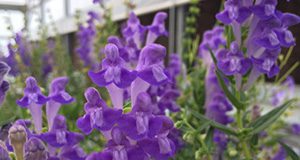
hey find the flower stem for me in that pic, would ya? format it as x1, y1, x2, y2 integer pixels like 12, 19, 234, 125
237, 110, 251, 160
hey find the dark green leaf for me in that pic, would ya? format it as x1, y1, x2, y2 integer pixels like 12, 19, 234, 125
248, 99, 296, 136
279, 141, 299, 160
215, 70, 245, 110
191, 111, 238, 136
205, 127, 214, 149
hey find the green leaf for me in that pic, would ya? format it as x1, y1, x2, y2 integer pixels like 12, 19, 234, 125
215, 70, 245, 110
205, 127, 214, 149
191, 111, 238, 136
279, 141, 299, 160
248, 99, 296, 136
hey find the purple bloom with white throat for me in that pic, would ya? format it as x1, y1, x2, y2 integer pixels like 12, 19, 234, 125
88, 43, 137, 108
40, 115, 83, 148
131, 44, 168, 104
88, 43, 137, 89
76, 87, 122, 134
146, 12, 168, 44
16, 77, 48, 133
46, 77, 74, 130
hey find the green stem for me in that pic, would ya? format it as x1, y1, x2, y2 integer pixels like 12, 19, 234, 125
237, 110, 251, 160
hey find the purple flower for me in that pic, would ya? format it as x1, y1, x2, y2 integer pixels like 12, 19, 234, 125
88, 43, 137, 88
157, 90, 180, 113
0, 141, 10, 160
138, 132, 176, 160
3, 44, 19, 76
272, 146, 286, 160
76, 87, 122, 134
15, 32, 31, 66
76, 12, 99, 67
46, 77, 74, 130
87, 127, 148, 160
93, 0, 102, 4
131, 44, 168, 104
88, 44, 137, 108
16, 77, 49, 133
59, 145, 86, 160
146, 12, 168, 44
216, 0, 252, 25
0, 62, 10, 105
118, 93, 173, 140
122, 12, 146, 49
213, 130, 229, 152
24, 137, 48, 160
198, 26, 226, 66
40, 115, 83, 148
217, 41, 252, 76
205, 93, 234, 125
291, 123, 300, 135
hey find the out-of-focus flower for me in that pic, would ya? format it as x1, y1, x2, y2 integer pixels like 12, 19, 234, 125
146, 12, 168, 44
46, 77, 74, 130
76, 11, 99, 66
198, 26, 226, 67
15, 32, 31, 66
272, 146, 286, 160
2, 44, 19, 76
16, 77, 48, 133
76, 87, 122, 134
0, 62, 10, 106
0, 140, 10, 160
291, 123, 300, 135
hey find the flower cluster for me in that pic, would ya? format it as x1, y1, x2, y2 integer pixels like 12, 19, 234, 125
76, 11, 100, 67
198, 26, 233, 153
4, 76, 85, 159
77, 12, 181, 159
0, 62, 10, 106
216, 0, 300, 89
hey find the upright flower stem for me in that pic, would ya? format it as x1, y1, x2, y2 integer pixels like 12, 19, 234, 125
237, 110, 251, 160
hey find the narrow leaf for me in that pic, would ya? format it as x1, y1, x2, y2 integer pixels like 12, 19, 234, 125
279, 141, 299, 160
215, 70, 245, 110
248, 99, 296, 136
191, 111, 238, 136
205, 127, 214, 149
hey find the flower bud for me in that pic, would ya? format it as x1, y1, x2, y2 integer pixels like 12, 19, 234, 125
24, 137, 48, 160
8, 124, 27, 160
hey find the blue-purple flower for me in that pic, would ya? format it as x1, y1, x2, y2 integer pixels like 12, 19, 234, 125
40, 115, 83, 148
217, 41, 251, 76
16, 77, 48, 133
46, 77, 74, 130
146, 12, 168, 44
89, 43, 137, 88
0, 62, 10, 105
24, 137, 48, 160
76, 87, 122, 134
0, 141, 10, 160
